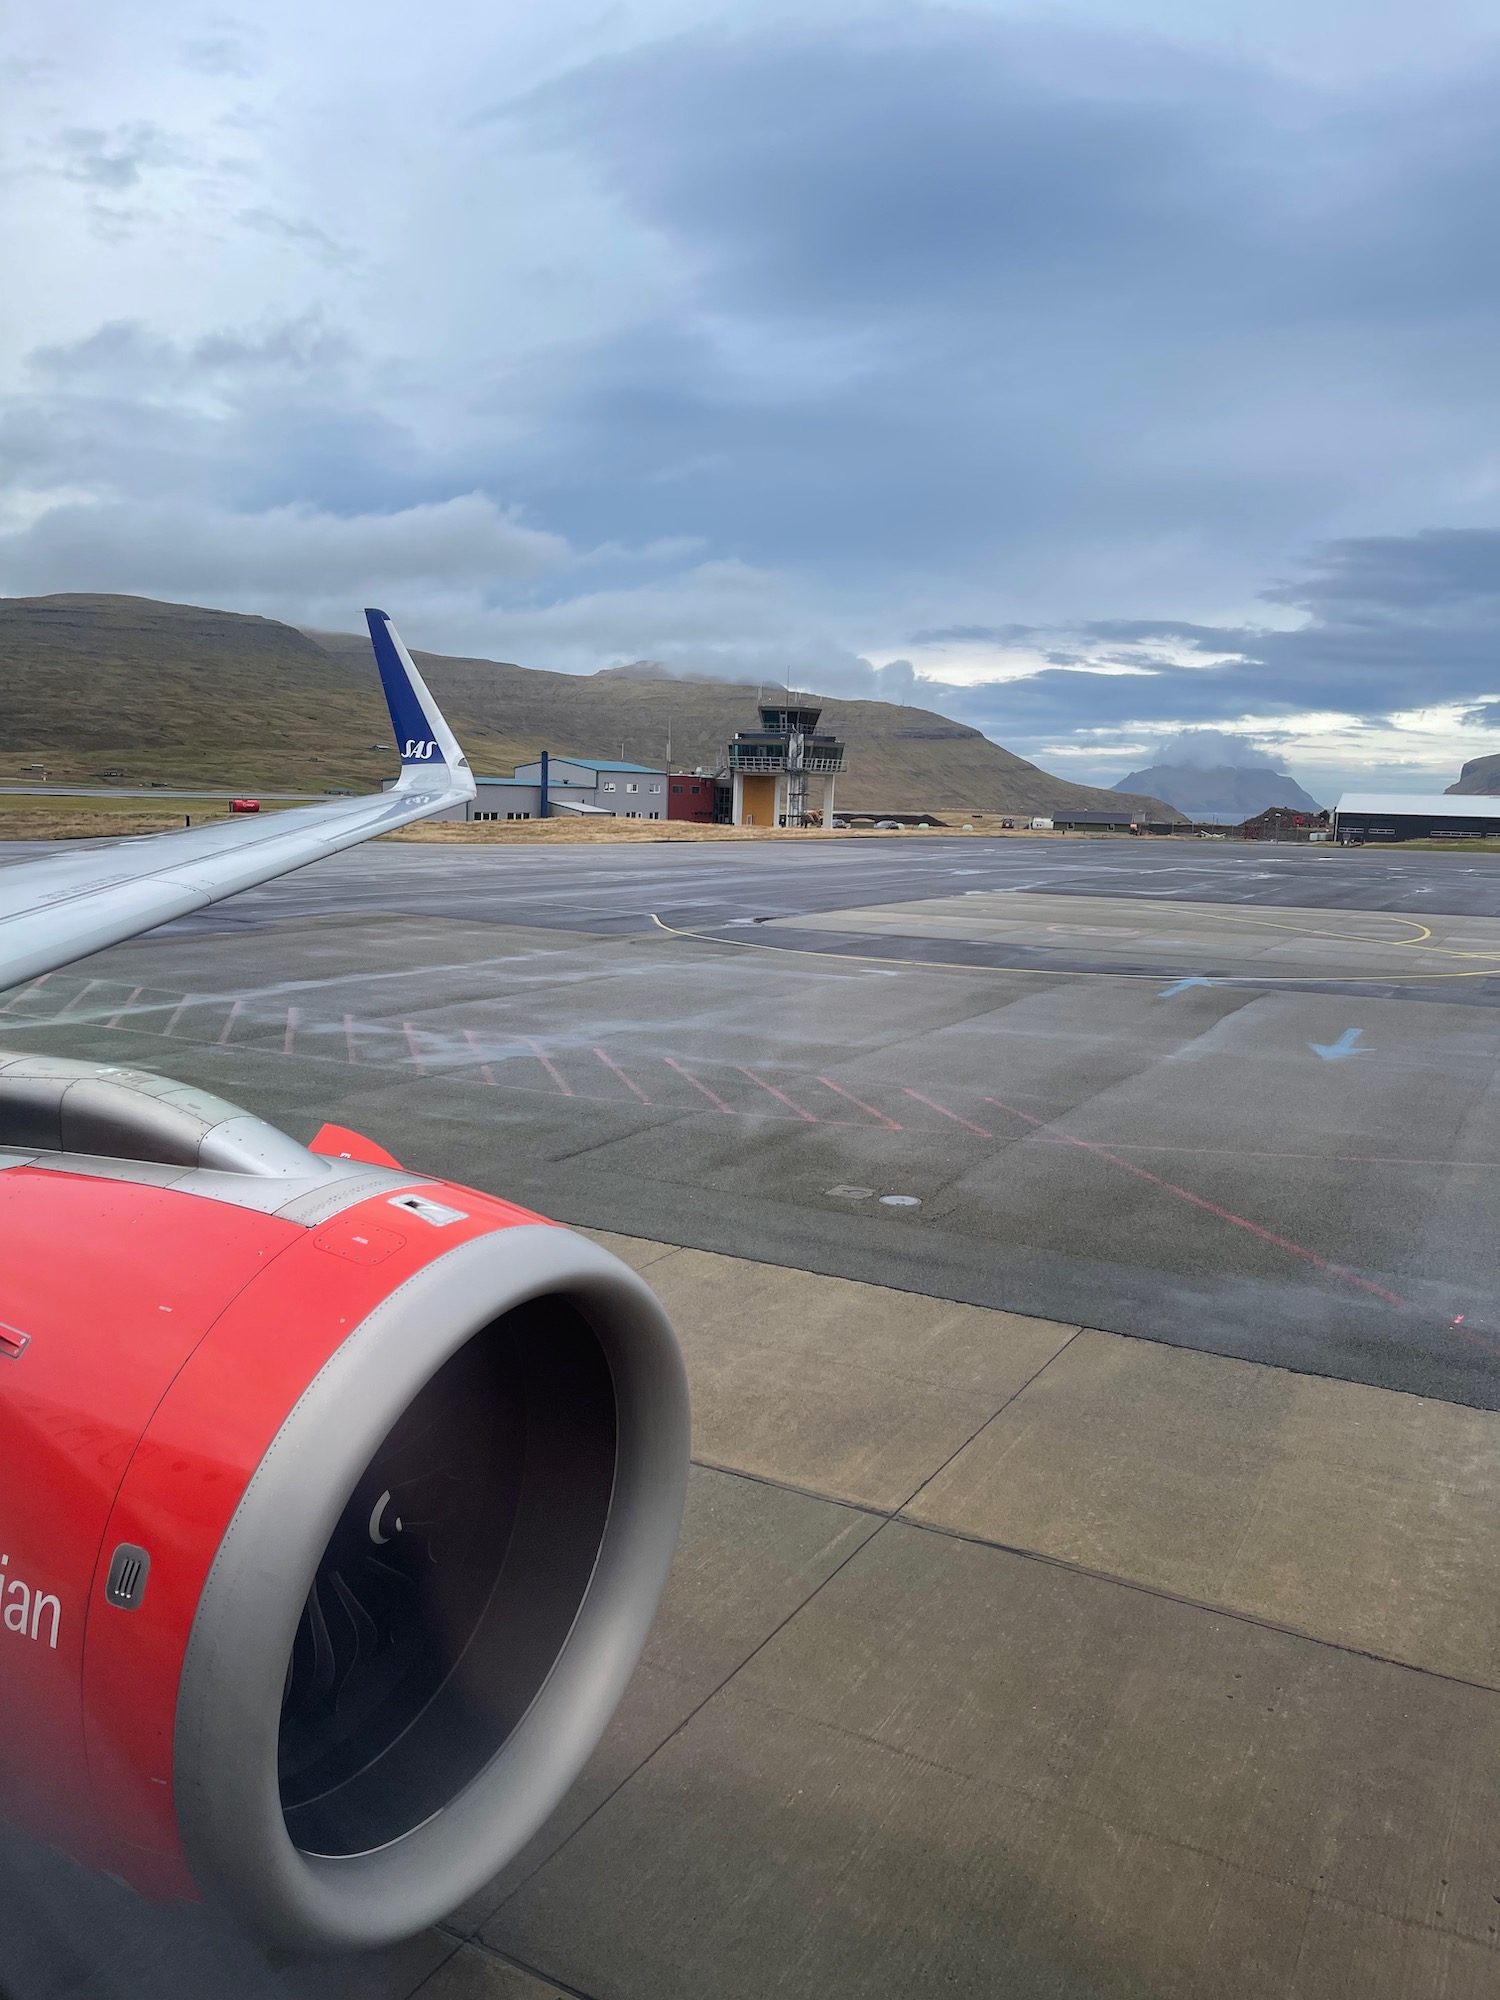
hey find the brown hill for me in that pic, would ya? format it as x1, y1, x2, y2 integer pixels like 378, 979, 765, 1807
311, 631, 1181, 819
0, 594, 515, 793
0, 593, 1180, 819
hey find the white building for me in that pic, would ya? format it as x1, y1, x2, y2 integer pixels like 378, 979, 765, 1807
390, 757, 669, 822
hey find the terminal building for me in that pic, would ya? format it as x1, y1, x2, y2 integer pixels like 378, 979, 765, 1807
1333, 793, 1500, 843
391, 755, 670, 822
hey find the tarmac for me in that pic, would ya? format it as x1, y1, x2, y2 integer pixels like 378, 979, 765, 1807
3, 834, 1500, 1997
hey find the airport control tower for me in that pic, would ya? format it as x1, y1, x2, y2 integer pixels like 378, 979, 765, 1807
726, 700, 847, 827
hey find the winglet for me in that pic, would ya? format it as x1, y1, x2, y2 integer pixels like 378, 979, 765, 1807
309, 1121, 404, 1168
364, 609, 475, 799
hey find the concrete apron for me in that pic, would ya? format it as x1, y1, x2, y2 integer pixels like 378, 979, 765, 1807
417, 1236, 1500, 2000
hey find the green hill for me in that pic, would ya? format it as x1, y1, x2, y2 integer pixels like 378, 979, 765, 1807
0, 593, 1180, 819
0, 594, 525, 793
1447, 755, 1500, 796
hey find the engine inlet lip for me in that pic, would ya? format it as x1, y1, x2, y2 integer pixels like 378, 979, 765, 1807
173, 1223, 689, 1953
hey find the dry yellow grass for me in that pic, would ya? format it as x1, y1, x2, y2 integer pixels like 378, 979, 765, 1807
0, 803, 1116, 845
0, 811, 232, 840
0, 795, 284, 840
391, 818, 855, 844
385, 810, 1071, 844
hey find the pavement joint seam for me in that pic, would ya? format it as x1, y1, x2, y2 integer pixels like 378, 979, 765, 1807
401, 1933, 467, 1999
892, 1511, 1500, 1697
688, 1455, 888, 1516
480, 1503, 894, 1923
700, 1408, 1500, 1704
691, 1448, 1500, 1696
449, 1451, 1500, 1984
429, 1929, 602, 2000
894, 1328, 1086, 1518
677, 1683, 1500, 1951
681, 1451, 1500, 1703
458, 1351, 1092, 1936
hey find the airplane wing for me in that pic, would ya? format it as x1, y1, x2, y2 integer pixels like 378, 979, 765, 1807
0, 609, 476, 991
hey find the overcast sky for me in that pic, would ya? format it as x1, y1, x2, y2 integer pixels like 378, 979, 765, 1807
5, 0, 1500, 798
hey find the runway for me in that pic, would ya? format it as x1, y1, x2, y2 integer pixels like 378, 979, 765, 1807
5, 833, 1500, 1998
3, 836, 1499, 1409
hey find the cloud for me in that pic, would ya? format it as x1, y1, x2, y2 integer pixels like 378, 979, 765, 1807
499, 18, 1500, 597
6, 5, 1500, 796
0, 492, 570, 633
180, 30, 260, 81
27, 316, 357, 396
1148, 730, 1287, 771
450, 558, 901, 686
0, 316, 420, 522
235, 208, 357, 269
548, 21, 1359, 357
54, 122, 181, 191
925, 527, 1500, 749
596, 632, 924, 702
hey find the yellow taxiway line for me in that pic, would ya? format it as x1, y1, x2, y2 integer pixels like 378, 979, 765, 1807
649, 912, 1500, 984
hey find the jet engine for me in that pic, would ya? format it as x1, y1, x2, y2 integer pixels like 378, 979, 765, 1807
0, 1053, 689, 1953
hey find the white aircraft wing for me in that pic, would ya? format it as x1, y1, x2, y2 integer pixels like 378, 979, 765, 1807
0, 610, 475, 991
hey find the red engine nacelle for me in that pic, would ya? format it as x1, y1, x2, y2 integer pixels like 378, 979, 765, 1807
0, 1053, 688, 1953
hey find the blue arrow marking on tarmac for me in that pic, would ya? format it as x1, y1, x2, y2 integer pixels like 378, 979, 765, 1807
1158, 976, 1214, 996
1309, 1028, 1365, 1060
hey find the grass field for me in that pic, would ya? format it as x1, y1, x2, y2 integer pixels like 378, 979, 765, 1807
0, 802, 1122, 844
385, 811, 1028, 845
1389, 837, 1500, 852
0, 794, 300, 839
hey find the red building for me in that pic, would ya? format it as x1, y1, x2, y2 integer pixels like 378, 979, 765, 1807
1241, 807, 1328, 841
667, 775, 716, 822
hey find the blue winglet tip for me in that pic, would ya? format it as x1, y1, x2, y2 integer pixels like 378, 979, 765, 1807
364, 607, 445, 768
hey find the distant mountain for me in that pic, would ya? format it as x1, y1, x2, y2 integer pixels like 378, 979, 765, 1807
309, 634, 1186, 818
1446, 756, 1500, 795
1113, 763, 1322, 821
0, 593, 1186, 820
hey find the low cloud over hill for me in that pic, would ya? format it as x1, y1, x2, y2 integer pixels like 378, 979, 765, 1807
0, 593, 1182, 820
